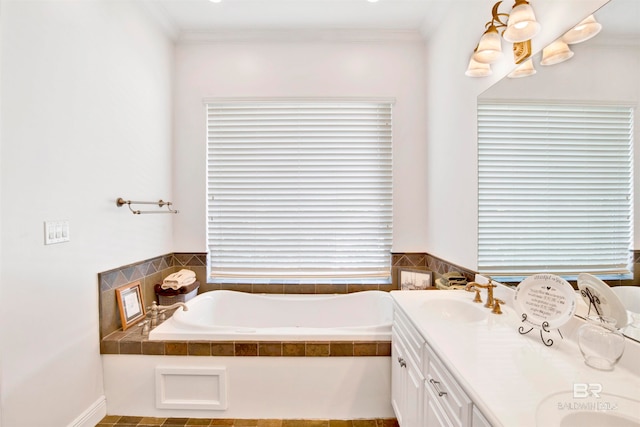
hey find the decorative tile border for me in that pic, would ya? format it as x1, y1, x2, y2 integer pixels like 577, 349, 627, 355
100, 330, 391, 357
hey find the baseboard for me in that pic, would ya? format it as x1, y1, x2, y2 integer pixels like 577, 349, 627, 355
67, 396, 107, 427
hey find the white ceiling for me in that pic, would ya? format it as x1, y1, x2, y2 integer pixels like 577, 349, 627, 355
143, 0, 639, 43
143, 0, 452, 38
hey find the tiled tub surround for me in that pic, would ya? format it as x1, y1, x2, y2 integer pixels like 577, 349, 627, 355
101, 324, 391, 357
99, 250, 638, 338
100, 253, 396, 339
100, 259, 395, 420
99, 253, 208, 338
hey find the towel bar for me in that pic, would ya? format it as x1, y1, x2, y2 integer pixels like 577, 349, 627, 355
116, 197, 179, 215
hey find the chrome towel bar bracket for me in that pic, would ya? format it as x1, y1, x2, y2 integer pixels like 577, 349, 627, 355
116, 197, 179, 215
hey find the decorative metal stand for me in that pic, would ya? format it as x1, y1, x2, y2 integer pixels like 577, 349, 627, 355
580, 287, 603, 318
518, 313, 564, 347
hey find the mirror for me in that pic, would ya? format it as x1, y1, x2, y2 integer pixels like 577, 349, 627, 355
479, 0, 640, 341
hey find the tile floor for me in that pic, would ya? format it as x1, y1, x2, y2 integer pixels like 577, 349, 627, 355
97, 416, 399, 427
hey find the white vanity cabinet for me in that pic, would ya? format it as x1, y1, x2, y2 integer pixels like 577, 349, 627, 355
392, 301, 491, 427
391, 305, 425, 427
423, 343, 473, 427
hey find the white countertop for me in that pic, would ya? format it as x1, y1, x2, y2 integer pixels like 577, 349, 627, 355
391, 286, 640, 427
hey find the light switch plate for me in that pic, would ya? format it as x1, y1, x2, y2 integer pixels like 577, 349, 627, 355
44, 220, 70, 245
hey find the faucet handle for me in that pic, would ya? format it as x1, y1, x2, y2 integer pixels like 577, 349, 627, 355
473, 288, 483, 303
492, 298, 505, 315
138, 320, 150, 336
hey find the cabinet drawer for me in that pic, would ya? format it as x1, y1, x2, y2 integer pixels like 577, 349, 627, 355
393, 304, 425, 365
425, 345, 472, 427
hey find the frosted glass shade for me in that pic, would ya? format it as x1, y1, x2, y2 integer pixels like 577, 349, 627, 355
541, 39, 574, 66
465, 58, 492, 77
473, 27, 503, 64
562, 15, 602, 44
508, 58, 536, 78
502, 1, 541, 43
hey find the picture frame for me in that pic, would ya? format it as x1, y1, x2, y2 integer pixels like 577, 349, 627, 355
115, 281, 146, 330
398, 268, 433, 291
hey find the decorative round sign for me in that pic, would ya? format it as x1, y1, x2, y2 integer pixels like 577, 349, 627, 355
577, 273, 628, 328
513, 274, 577, 330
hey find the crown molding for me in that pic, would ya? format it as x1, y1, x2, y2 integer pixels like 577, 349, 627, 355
177, 29, 426, 44
139, 0, 179, 41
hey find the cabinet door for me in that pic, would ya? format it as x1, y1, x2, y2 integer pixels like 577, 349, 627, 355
472, 406, 492, 427
391, 332, 406, 426
404, 355, 424, 427
425, 380, 455, 427
392, 328, 424, 427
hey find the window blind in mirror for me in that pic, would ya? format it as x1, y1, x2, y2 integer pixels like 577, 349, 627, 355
478, 102, 633, 277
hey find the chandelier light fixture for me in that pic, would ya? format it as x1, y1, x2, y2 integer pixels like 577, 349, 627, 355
540, 39, 574, 66
467, 1, 539, 77
467, 3, 603, 78
507, 58, 536, 78
502, 0, 541, 43
562, 15, 602, 44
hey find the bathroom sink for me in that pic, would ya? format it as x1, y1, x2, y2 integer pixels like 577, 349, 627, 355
421, 298, 488, 323
536, 391, 640, 427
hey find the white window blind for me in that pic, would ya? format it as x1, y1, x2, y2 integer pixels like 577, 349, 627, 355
206, 100, 393, 279
478, 102, 633, 277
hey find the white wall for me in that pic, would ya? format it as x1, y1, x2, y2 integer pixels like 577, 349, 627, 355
172, 36, 428, 253
424, 0, 609, 270
0, 1, 173, 425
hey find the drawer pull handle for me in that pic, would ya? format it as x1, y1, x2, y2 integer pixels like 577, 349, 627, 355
398, 357, 407, 368
429, 379, 448, 397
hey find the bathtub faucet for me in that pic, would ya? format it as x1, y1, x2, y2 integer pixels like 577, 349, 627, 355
147, 300, 189, 328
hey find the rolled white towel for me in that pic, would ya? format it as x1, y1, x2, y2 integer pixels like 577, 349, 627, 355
161, 269, 196, 290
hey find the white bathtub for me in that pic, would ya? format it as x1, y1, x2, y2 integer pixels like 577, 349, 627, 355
105, 289, 395, 419
149, 289, 393, 341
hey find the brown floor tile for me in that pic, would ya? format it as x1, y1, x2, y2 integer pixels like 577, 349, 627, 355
141, 417, 167, 424
210, 419, 234, 426
282, 421, 328, 427
162, 417, 190, 426
100, 415, 122, 423
117, 416, 144, 424
186, 418, 213, 425
257, 420, 283, 427
101, 416, 396, 427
